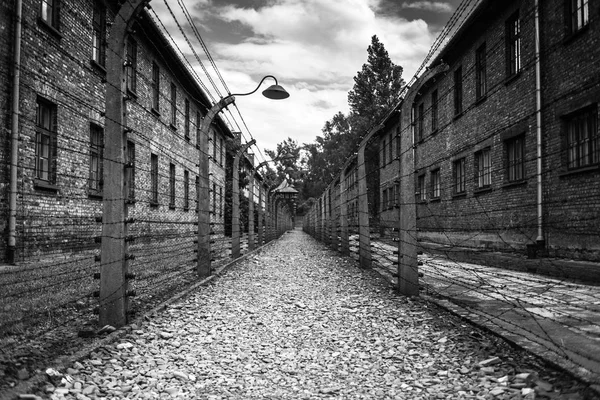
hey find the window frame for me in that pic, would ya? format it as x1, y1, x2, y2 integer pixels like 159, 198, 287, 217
40, 0, 60, 30
476, 42, 487, 101
454, 66, 463, 116
169, 163, 176, 208
453, 158, 466, 195
35, 97, 58, 186
150, 153, 159, 205
431, 90, 438, 133
183, 170, 189, 210
417, 174, 426, 202
506, 135, 526, 182
184, 99, 190, 141
170, 82, 177, 128
126, 140, 135, 202
126, 38, 137, 94
475, 147, 492, 189
567, 0, 589, 35
417, 103, 424, 142
89, 123, 104, 195
564, 105, 599, 170
506, 11, 521, 78
430, 168, 441, 199
152, 62, 160, 113
91, 0, 106, 67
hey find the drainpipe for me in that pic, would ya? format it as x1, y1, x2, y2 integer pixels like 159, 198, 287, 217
534, 0, 544, 248
8, 0, 23, 264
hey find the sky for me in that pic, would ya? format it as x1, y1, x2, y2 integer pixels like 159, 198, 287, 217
150, 0, 465, 164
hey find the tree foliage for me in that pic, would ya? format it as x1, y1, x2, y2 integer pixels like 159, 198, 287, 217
266, 35, 405, 206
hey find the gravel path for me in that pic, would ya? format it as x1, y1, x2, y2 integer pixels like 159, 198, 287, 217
41, 230, 592, 399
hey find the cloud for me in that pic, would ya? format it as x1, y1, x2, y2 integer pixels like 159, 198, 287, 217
401, 1, 453, 13
152, 0, 441, 155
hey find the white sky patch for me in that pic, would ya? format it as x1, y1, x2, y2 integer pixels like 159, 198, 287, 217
401, 1, 453, 13
153, 0, 441, 159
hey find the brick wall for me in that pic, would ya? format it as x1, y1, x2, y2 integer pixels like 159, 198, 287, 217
1, 0, 232, 263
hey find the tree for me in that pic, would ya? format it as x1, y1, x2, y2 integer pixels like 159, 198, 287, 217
265, 137, 300, 182
348, 35, 406, 136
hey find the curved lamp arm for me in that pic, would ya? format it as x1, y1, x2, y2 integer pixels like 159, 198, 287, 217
230, 75, 290, 100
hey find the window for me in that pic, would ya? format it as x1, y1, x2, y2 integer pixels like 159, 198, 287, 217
126, 39, 137, 94
212, 131, 217, 159
431, 169, 441, 199
382, 189, 388, 211
454, 66, 463, 116
212, 182, 216, 214
389, 186, 395, 208
431, 90, 438, 133
169, 163, 176, 208
417, 103, 424, 141
396, 125, 401, 157
506, 135, 525, 182
183, 170, 189, 210
476, 43, 487, 100
475, 148, 491, 188
184, 99, 190, 141
395, 183, 400, 207
195, 175, 199, 212
91, 1, 106, 66
196, 111, 201, 146
388, 133, 393, 162
417, 175, 426, 201
453, 158, 466, 194
89, 124, 103, 193
506, 11, 521, 77
565, 106, 598, 169
40, 0, 59, 29
151, 154, 158, 204
219, 186, 223, 217
219, 137, 224, 166
381, 136, 387, 165
170, 82, 177, 127
35, 97, 57, 184
568, 0, 589, 34
126, 141, 135, 202
152, 62, 160, 112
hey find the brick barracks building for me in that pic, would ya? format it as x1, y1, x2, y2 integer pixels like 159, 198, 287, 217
376, 0, 599, 261
0, 0, 233, 263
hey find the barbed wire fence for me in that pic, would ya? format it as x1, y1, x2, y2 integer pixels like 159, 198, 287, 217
0, 0, 291, 387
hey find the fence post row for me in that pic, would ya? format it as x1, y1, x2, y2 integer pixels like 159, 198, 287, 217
232, 139, 257, 259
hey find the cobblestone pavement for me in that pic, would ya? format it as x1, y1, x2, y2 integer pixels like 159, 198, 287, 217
38, 230, 596, 399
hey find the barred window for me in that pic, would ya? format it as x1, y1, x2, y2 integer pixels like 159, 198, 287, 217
35, 97, 57, 184
506, 135, 525, 182
152, 62, 160, 112
431, 90, 438, 133
417, 174, 426, 201
475, 147, 491, 188
126, 39, 137, 93
151, 154, 159, 204
183, 170, 189, 210
566, 106, 598, 169
91, 1, 106, 66
453, 158, 466, 194
568, 0, 589, 34
431, 169, 441, 199
170, 82, 177, 127
89, 124, 103, 193
506, 11, 521, 77
169, 163, 176, 208
454, 66, 463, 116
184, 99, 190, 141
476, 43, 487, 100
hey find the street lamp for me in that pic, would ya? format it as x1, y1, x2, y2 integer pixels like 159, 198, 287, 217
197, 76, 290, 277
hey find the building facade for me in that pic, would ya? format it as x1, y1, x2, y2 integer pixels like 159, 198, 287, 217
384, 0, 599, 260
0, 0, 233, 263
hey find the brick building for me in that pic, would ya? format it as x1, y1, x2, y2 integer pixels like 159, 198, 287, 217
378, 0, 599, 260
0, 0, 233, 263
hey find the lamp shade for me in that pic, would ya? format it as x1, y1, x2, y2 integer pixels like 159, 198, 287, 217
262, 84, 290, 100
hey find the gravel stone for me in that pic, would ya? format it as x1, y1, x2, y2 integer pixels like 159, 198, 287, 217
44, 231, 594, 399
